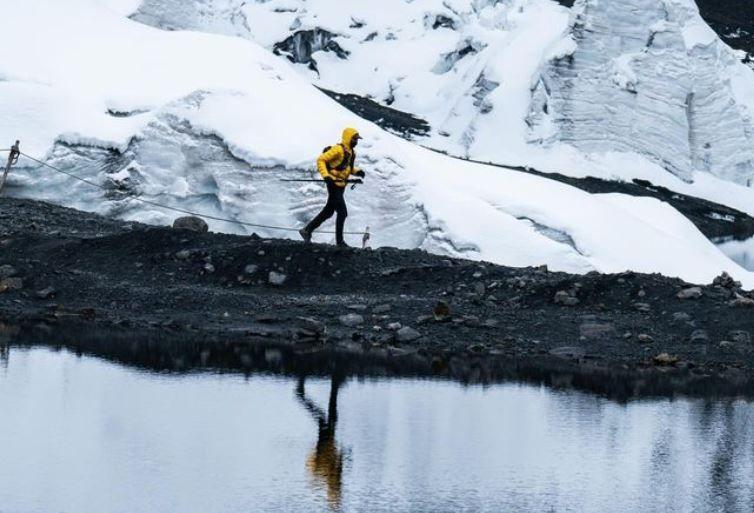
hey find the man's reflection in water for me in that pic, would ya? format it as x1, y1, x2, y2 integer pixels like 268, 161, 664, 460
296, 374, 346, 511
0, 343, 8, 369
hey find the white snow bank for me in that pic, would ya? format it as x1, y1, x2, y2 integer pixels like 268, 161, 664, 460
1, 0, 753, 287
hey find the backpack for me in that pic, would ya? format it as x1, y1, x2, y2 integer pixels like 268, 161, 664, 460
322, 143, 354, 172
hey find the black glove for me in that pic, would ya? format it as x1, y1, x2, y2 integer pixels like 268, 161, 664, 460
353, 170, 366, 178
324, 176, 335, 184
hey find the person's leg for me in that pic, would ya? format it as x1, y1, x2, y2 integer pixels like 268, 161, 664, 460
334, 188, 348, 245
305, 181, 337, 234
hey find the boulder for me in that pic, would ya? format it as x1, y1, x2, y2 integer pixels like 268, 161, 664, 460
339, 313, 365, 327
677, 287, 703, 300
396, 326, 421, 342
268, 271, 287, 286
172, 216, 208, 233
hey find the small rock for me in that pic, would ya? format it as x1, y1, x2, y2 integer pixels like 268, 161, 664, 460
35, 287, 56, 300
549, 346, 586, 359
294, 317, 326, 338
672, 312, 691, 322
0, 265, 18, 279
203, 263, 215, 273
554, 290, 579, 306
175, 250, 192, 260
387, 322, 403, 331
340, 313, 365, 328
373, 304, 392, 314
173, 216, 208, 233
0, 277, 23, 293
473, 282, 486, 295
579, 322, 615, 339
396, 326, 421, 342
637, 333, 654, 343
719, 341, 736, 351
634, 303, 651, 313
729, 294, 754, 307
653, 353, 678, 366
268, 271, 287, 286
713, 272, 741, 290
416, 315, 433, 325
483, 319, 499, 328
691, 329, 710, 343
244, 264, 259, 275
728, 330, 751, 345
347, 304, 368, 311
677, 287, 703, 300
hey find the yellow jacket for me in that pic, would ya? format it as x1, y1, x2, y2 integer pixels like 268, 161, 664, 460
317, 128, 360, 188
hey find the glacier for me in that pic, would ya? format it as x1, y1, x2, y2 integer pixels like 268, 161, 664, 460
1, 0, 754, 287
128, 0, 754, 207
533, 0, 754, 184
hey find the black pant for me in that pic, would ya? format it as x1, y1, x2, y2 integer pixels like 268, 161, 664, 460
306, 180, 348, 243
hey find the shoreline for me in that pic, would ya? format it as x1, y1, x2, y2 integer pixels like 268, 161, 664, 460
2, 197, 754, 399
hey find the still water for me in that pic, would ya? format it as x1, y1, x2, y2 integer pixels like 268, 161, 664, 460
0, 347, 753, 513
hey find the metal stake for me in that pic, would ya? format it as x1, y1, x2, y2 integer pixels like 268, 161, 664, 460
0, 141, 20, 194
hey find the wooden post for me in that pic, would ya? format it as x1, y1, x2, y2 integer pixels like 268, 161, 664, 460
0, 141, 20, 194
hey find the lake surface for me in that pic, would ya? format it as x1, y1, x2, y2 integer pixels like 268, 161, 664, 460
0, 346, 752, 513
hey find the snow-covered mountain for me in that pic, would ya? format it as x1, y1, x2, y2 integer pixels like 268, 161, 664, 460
2, 0, 754, 287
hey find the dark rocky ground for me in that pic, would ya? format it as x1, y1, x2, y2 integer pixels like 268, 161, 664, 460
319, 88, 431, 139
2, 198, 754, 399
696, 0, 754, 64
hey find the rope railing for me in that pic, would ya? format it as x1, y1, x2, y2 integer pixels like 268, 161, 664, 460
0, 143, 370, 241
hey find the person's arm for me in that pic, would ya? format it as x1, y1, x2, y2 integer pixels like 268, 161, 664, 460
316, 146, 344, 181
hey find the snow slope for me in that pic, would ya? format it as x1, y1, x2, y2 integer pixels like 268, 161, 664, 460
1, 0, 753, 287
129, 0, 754, 204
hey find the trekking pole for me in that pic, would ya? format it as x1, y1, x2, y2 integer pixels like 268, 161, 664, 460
0, 141, 20, 194
281, 179, 364, 190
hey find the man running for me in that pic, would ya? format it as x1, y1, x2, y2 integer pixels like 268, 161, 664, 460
299, 127, 365, 247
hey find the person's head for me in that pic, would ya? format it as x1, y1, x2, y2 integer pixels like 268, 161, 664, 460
342, 127, 361, 149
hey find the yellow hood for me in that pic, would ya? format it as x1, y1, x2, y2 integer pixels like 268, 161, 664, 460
341, 127, 360, 148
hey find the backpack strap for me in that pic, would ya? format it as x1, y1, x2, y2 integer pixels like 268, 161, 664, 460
332, 143, 353, 172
